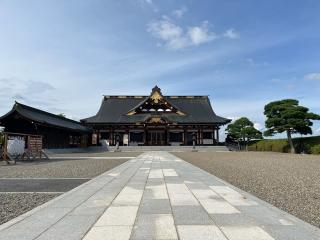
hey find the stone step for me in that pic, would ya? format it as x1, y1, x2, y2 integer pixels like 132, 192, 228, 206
107, 145, 229, 152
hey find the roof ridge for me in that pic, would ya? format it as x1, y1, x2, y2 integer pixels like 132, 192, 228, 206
103, 95, 209, 98
14, 101, 83, 125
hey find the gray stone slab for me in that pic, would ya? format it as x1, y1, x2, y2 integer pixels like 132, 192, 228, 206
140, 199, 172, 214
172, 206, 214, 225
36, 215, 98, 240
177, 225, 227, 240
262, 225, 320, 240
210, 213, 257, 226
83, 226, 132, 240
0, 179, 89, 192
0, 207, 71, 240
131, 214, 178, 240
237, 206, 295, 226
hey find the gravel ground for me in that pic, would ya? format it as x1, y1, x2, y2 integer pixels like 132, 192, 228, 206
49, 151, 142, 158
0, 155, 137, 178
0, 152, 139, 225
0, 193, 60, 225
174, 151, 320, 228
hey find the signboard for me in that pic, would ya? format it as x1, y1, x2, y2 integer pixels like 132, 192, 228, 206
28, 136, 42, 154
7, 136, 25, 155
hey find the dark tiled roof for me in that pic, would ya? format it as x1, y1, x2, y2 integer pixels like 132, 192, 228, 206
0, 102, 90, 132
82, 96, 230, 125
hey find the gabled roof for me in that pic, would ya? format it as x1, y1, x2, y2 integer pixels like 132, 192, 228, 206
0, 102, 90, 132
82, 87, 231, 125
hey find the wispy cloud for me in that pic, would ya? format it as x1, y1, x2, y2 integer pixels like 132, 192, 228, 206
245, 58, 269, 67
147, 16, 217, 50
136, 0, 158, 12
172, 6, 187, 18
304, 73, 320, 81
0, 77, 58, 113
223, 28, 240, 39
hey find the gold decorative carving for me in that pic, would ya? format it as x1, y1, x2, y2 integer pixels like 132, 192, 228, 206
148, 117, 163, 123
150, 91, 162, 103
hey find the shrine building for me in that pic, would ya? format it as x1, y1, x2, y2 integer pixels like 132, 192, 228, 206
81, 86, 231, 146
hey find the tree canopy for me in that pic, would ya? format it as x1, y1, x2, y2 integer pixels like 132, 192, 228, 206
264, 99, 320, 153
226, 117, 263, 149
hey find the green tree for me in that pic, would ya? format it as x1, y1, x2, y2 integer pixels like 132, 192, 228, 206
57, 113, 66, 118
264, 99, 320, 153
226, 117, 263, 150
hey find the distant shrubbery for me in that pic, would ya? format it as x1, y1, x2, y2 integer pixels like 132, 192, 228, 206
248, 136, 320, 154
310, 145, 320, 155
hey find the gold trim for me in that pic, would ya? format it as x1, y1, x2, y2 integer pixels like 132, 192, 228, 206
127, 111, 136, 116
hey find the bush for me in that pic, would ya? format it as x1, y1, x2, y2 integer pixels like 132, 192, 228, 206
248, 139, 289, 152
310, 145, 320, 155
248, 136, 320, 154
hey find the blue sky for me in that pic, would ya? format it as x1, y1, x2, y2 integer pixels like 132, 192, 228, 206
0, 0, 320, 139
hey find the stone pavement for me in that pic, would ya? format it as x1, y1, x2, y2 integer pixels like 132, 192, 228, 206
0, 152, 319, 240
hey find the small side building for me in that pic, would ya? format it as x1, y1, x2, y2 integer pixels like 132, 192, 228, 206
0, 102, 91, 149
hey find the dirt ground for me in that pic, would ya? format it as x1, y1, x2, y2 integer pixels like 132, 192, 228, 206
174, 151, 320, 228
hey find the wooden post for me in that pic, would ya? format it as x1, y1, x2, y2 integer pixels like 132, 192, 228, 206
216, 128, 219, 143
212, 127, 215, 145
3, 133, 7, 161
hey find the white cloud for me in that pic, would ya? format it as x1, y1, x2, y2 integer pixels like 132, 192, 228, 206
147, 16, 217, 50
304, 73, 320, 81
226, 116, 240, 123
254, 122, 263, 130
223, 28, 240, 39
172, 6, 187, 18
188, 21, 217, 45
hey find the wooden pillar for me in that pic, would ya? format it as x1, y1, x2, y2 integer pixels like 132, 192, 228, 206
212, 127, 215, 144
126, 129, 129, 146
3, 133, 7, 161
110, 128, 114, 146
183, 128, 187, 145
144, 128, 147, 145
197, 128, 200, 145
108, 129, 112, 145
97, 130, 100, 146
216, 128, 220, 143
200, 128, 203, 145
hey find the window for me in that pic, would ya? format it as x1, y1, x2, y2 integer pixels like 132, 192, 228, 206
203, 132, 212, 139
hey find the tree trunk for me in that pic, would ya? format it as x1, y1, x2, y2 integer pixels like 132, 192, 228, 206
287, 130, 295, 154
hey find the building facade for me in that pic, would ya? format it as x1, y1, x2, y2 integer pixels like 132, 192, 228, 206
81, 86, 230, 146
0, 102, 91, 149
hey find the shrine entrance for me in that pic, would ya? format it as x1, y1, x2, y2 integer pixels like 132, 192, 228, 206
147, 131, 166, 145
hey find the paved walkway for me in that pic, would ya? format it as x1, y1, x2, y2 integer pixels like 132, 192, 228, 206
0, 152, 319, 240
